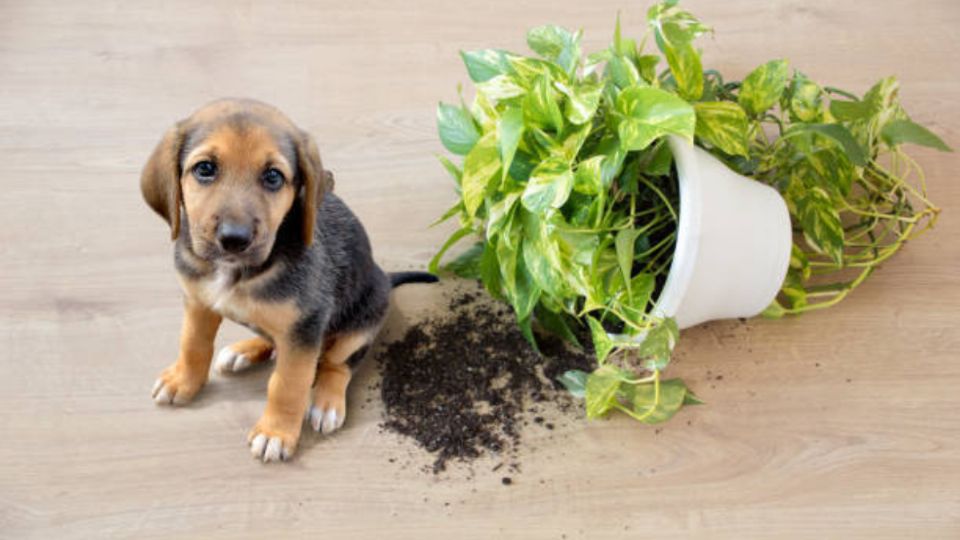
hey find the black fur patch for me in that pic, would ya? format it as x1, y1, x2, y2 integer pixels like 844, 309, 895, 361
345, 344, 370, 369
292, 307, 327, 349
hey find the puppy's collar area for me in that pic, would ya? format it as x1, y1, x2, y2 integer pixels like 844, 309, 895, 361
213, 264, 242, 287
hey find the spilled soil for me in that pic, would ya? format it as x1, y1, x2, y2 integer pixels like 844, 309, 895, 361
375, 284, 595, 474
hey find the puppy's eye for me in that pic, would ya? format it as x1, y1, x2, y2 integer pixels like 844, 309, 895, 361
261, 168, 285, 192
193, 161, 217, 184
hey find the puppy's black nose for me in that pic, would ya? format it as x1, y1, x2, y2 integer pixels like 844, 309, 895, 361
217, 222, 253, 253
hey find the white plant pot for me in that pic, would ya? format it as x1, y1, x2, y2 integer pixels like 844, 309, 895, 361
652, 136, 792, 329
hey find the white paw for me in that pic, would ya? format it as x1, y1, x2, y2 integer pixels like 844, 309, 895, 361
306, 404, 346, 435
151, 378, 192, 406
249, 433, 291, 463
214, 346, 252, 374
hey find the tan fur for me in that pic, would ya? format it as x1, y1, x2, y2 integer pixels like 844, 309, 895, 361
249, 343, 320, 454
177, 264, 301, 337
141, 124, 184, 239
225, 336, 274, 365
180, 124, 296, 264
141, 98, 333, 247
152, 298, 222, 402
312, 329, 377, 423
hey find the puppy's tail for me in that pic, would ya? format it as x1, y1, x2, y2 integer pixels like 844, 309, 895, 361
389, 271, 439, 288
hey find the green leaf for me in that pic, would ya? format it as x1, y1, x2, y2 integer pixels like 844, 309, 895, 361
761, 300, 786, 319
794, 146, 854, 198
647, 1, 709, 100
556, 80, 603, 125
646, 141, 674, 176
616, 87, 696, 151
787, 72, 823, 122
477, 74, 527, 100
513, 254, 542, 321
535, 302, 581, 346
693, 101, 749, 157
781, 270, 808, 310
471, 91, 500, 130
558, 369, 588, 398
682, 389, 704, 405
591, 135, 626, 187
585, 365, 623, 419
607, 55, 641, 89
559, 123, 591, 161
612, 12, 627, 57
508, 56, 570, 87
862, 76, 901, 117
636, 54, 660, 84
652, 23, 703, 101
790, 243, 811, 280
496, 227, 519, 299
521, 156, 574, 212
436, 154, 462, 185
638, 318, 679, 371
461, 132, 501, 217
460, 49, 514, 83
479, 240, 504, 300
557, 229, 600, 266
615, 229, 642, 287
508, 149, 537, 182
829, 98, 872, 122
621, 273, 655, 324
430, 200, 462, 227
586, 316, 615, 363
498, 107, 525, 182
881, 119, 952, 152
793, 184, 845, 265
790, 123, 867, 167
437, 102, 480, 155
619, 378, 689, 424
445, 242, 484, 279
526, 25, 581, 75
522, 232, 559, 297
486, 191, 521, 238
586, 48, 613, 68
738, 59, 789, 117
573, 155, 604, 195
429, 226, 473, 274
524, 75, 564, 132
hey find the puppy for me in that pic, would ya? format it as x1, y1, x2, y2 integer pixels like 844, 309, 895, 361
141, 98, 435, 462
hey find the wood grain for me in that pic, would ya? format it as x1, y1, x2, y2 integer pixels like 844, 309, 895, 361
1, 1, 958, 538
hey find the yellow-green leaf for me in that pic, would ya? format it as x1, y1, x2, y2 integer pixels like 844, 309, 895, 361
521, 156, 574, 212
585, 365, 622, 418
693, 101, 749, 157
461, 132, 501, 217
618, 378, 689, 424
739, 59, 789, 117
616, 87, 695, 151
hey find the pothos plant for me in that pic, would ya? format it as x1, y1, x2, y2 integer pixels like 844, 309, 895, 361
430, 0, 950, 424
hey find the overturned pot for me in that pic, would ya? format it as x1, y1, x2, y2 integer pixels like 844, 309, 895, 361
652, 136, 792, 329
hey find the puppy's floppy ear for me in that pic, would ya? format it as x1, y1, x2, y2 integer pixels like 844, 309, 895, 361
296, 130, 335, 247
141, 122, 185, 240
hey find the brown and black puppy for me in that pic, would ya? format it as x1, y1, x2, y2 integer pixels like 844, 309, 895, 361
141, 98, 434, 462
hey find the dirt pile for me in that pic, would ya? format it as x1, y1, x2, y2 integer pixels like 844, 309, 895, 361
376, 286, 594, 474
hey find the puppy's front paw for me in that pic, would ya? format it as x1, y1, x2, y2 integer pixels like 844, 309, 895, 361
248, 415, 301, 463
213, 338, 274, 375
151, 364, 207, 405
307, 364, 350, 435
307, 395, 346, 435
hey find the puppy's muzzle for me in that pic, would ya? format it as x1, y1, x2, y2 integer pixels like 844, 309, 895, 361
217, 221, 254, 254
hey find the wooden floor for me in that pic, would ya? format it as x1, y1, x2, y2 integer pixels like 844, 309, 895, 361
2, 0, 958, 538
